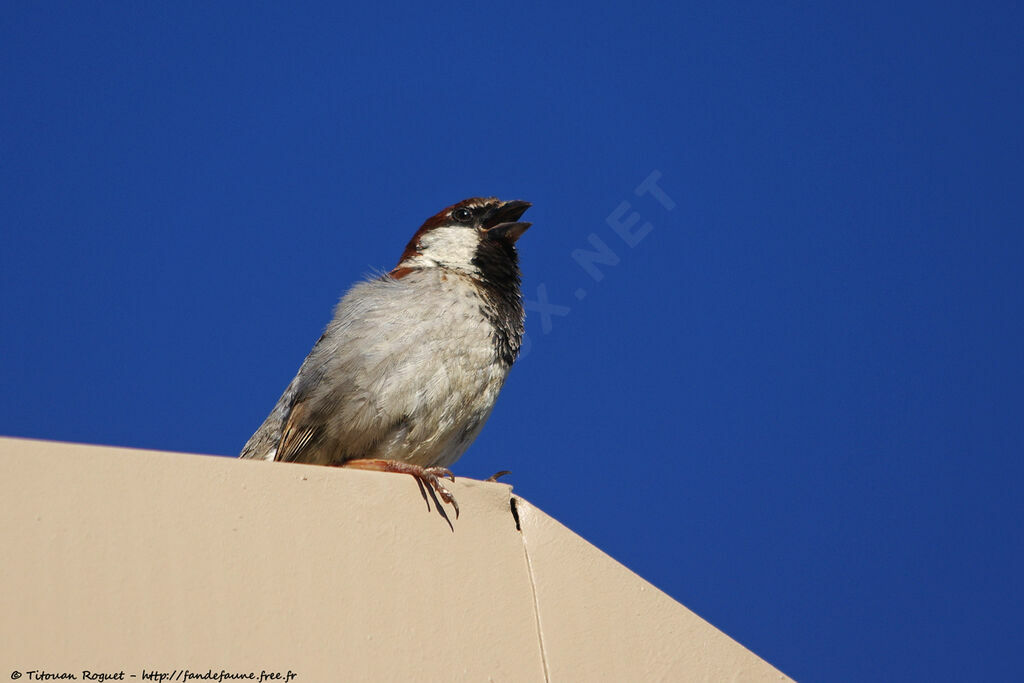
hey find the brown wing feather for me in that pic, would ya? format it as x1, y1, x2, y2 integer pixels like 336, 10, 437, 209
275, 398, 322, 463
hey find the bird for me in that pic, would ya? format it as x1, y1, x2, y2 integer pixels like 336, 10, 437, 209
240, 197, 532, 517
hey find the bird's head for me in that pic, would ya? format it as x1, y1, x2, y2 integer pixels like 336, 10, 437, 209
392, 197, 532, 279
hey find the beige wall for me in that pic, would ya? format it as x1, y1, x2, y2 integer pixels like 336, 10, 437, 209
0, 437, 788, 681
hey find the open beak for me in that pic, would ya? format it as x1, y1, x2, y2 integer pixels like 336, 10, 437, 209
483, 200, 532, 243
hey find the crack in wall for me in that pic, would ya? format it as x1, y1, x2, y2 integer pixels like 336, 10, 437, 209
511, 495, 550, 683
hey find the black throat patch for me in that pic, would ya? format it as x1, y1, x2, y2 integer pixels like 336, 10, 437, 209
471, 238, 525, 367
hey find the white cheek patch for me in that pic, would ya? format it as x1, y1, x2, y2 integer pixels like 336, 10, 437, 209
415, 227, 480, 271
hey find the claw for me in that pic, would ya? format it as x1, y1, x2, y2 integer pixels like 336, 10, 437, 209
431, 479, 459, 518
425, 466, 456, 483
486, 470, 512, 482
340, 459, 460, 519
416, 467, 459, 518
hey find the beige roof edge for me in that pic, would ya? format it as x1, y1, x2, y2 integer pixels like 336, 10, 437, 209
0, 436, 789, 681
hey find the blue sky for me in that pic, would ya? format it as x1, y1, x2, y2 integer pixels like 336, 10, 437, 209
2, 2, 1021, 679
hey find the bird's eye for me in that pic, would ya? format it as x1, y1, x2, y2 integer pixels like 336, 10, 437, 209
452, 207, 473, 223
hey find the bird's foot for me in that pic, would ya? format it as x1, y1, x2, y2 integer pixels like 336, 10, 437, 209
341, 459, 459, 518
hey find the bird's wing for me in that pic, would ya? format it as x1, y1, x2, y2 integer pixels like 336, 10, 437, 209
272, 331, 331, 464
275, 395, 324, 463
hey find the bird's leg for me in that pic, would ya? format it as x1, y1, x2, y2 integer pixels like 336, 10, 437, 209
341, 459, 459, 518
